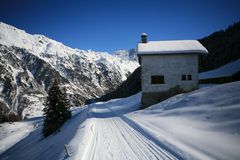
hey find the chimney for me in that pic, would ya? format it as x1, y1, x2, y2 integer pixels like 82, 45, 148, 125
141, 33, 147, 43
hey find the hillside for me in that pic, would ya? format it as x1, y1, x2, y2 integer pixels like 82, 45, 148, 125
98, 22, 240, 102
199, 59, 240, 80
199, 22, 240, 72
96, 67, 141, 102
0, 22, 139, 121
0, 81, 239, 159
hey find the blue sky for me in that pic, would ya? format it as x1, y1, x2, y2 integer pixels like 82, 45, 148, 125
0, 0, 240, 53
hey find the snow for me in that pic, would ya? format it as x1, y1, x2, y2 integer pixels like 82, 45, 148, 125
0, 107, 89, 159
1, 81, 240, 160
0, 22, 73, 58
199, 59, 240, 79
0, 21, 138, 67
78, 94, 181, 160
0, 118, 42, 154
129, 81, 240, 160
0, 21, 239, 159
137, 40, 208, 55
0, 22, 139, 82
0, 21, 139, 118
21, 94, 45, 119
0, 85, 3, 93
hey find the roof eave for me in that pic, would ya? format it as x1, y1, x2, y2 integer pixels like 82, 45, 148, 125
137, 50, 208, 56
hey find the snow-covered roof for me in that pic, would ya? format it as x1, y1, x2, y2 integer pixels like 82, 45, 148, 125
137, 40, 208, 55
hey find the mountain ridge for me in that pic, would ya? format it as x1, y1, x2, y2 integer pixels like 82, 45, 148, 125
0, 22, 139, 122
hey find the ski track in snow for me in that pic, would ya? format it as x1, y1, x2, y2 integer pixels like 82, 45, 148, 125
81, 103, 181, 160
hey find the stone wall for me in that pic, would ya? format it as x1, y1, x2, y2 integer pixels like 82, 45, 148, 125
141, 54, 198, 92
141, 85, 188, 108
140, 54, 199, 108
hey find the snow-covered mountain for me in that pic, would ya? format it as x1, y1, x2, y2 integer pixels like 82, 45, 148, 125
112, 49, 138, 62
0, 22, 139, 120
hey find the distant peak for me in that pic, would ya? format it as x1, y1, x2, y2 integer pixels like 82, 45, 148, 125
0, 22, 25, 33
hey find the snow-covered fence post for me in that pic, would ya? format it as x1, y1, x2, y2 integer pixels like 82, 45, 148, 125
64, 144, 71, 157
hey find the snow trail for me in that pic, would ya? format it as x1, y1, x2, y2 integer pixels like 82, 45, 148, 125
81, 102, 181, 160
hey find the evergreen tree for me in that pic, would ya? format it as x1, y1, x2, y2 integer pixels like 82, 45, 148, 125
42, 79, 71, 137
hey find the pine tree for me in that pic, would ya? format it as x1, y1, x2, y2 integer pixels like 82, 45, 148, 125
42, 79, 71, 137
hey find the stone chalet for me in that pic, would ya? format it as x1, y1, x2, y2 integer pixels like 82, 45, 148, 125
137, 33, 208, 108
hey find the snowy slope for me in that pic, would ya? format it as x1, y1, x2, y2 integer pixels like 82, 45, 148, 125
1, 81, 239, 160
0, 117, 42, 154
0, 107, 89, 158
129, 82, 240, 160
199, 59, 240, 79
0, 22, 139, 119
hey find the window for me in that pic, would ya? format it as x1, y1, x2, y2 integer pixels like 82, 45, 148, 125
182, 75, 186, 80
151, 75, 165, 84
182, 74, 192, 81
